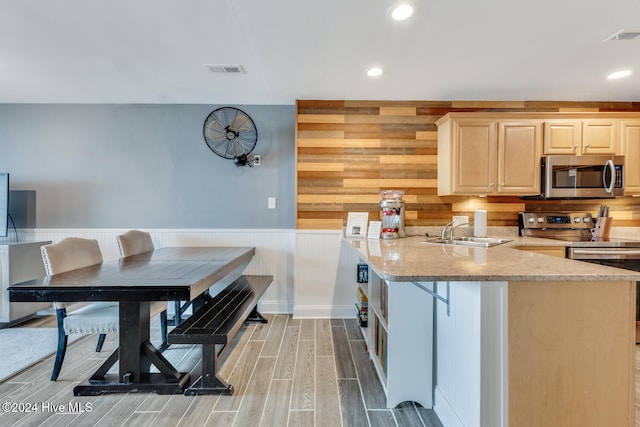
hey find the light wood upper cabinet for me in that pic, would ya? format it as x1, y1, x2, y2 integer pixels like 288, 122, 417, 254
437, 112, 640, 197
544, 119, 617, 155
437, 115, 542, 196
543, 120, 581, 154
498, 121, 543, 194
451, 119, 497, 194
620, 120, 640, 194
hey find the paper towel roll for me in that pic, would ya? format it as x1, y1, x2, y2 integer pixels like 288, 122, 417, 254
474, 210, 487, 237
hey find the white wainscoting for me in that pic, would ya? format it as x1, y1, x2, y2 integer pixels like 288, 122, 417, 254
14, 228, 295, 314
11, 228, 358, 318
294, 230, 359, 318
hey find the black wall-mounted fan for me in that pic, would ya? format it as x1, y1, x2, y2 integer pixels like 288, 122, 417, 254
203, 107, 258, 167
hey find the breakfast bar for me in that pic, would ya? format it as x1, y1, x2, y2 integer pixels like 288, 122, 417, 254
8, 246, 256, 396
346, 235, 640, 427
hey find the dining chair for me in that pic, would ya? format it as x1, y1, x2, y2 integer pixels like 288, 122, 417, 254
116, 230, 169, 345
116, 229, 154, 257
41, 237, 118, 381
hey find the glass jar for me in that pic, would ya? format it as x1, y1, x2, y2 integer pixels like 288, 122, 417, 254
380, 190, 405, 239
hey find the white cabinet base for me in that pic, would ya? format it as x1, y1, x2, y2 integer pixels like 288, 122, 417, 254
367, 272, 435, 409
386, 281, 434, 408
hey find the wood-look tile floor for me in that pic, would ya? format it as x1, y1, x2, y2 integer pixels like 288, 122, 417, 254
0, 315, 443, 427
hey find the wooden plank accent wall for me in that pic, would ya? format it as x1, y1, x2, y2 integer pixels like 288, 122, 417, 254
296, 100, 640, 230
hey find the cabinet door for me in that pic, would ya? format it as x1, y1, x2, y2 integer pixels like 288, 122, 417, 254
497, 121, 542, 194
582, 119, 617, 154
620, 120, 640, 194
543, 120, 581, 154
452, 120, 497, 194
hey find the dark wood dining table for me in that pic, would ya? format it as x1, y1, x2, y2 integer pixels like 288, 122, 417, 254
8, 246, 256, 396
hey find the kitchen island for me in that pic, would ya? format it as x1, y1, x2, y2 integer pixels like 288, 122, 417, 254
345, 235, 640, 427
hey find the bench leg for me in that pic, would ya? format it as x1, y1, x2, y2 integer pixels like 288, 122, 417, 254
184, 343, 233, 396
246, 305, 268, 324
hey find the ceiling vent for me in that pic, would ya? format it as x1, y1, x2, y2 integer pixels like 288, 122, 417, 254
604, 30, 640, 41
204, 64, 245, 73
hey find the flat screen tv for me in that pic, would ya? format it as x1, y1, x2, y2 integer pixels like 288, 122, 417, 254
0, 173, 8, 237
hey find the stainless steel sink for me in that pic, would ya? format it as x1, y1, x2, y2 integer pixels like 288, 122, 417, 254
455, 237, 512, 245
422, 236, 511, 248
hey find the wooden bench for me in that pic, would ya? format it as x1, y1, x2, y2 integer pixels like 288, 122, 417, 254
167, 274, 272, 395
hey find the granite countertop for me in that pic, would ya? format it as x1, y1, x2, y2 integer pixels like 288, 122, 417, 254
345, 235, 640, 282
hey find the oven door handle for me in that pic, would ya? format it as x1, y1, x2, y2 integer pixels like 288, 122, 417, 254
603, 159, 615, 194
572, 249, 640, 256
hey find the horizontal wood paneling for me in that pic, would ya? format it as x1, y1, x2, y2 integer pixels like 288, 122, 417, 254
296, 100, 640, 229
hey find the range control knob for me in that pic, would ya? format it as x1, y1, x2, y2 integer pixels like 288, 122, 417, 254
574, 217, 581, 223
527, 217, 535, 223
583, 217, 591, 223
537, 217, 544, 223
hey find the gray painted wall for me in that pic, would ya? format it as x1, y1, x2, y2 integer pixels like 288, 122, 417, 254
0, 104, 295, 228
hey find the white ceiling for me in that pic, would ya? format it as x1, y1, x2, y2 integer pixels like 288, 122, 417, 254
1, 0, 639, 105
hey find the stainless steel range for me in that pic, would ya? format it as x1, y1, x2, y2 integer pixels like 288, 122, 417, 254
520, 211, 640, 341
519, 211, 640, 256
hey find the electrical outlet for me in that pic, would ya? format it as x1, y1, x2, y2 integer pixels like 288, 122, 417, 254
452, 215, 469, 227
268, 197, 276, 209
253, 155, 261, 166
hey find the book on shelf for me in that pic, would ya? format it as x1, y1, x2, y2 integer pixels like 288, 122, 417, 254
354, 302, 368, 316
357, 263, 369, 283
379, 325, 388, 375
354, 303, 368, 327
357, 286, 368, 306
374, 319, 380, 356
379, 279, 388, 322
374, 316, 388, 376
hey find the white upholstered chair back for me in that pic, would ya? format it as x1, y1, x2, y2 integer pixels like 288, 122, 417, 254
41, 238, 104, 311
41, 237, 103, 276
117, 230, 154, 257
41, 237, 118, 381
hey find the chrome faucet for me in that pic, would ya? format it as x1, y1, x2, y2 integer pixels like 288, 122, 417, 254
440, 221, 470, 240
440, 221, 454, 239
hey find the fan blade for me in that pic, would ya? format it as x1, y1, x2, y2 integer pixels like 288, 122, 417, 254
230, 115, 253, 132
204, 126, 228, 141
206, 114, 227, 131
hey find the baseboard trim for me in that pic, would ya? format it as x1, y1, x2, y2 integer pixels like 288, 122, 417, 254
258, 301, 291, 314
433, 386, 465, 427
292, 304, 356, 319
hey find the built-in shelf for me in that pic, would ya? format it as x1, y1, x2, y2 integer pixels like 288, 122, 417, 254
352, 259, 434, 409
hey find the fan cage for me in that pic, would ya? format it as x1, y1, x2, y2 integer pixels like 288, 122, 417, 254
203, 107, 258, 160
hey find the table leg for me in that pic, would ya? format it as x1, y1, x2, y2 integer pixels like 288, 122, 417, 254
119, 300, 150, 382
73, 300, 190, 396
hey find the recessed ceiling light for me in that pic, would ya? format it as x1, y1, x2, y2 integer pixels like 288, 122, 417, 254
608, 69, 632, 80
367, 67, 383, 77
391, 4, 414, 21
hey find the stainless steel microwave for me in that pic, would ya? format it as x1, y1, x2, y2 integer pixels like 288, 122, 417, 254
542, 155, 624, 199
